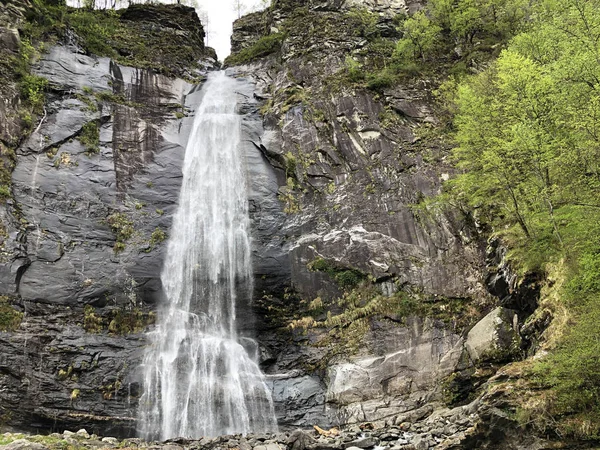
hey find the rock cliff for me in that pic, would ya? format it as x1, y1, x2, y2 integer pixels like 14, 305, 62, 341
224, 0, 550, 447
0, 0, 568, 448
0, 0, 217, 436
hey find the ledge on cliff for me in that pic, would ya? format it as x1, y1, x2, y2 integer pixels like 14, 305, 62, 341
24, 0, 216, 79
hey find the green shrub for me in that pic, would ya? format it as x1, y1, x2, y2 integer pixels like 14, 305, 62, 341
79, 121, 99, 153
308, 257, 366, 290
83, 304, 103, 333
225, 33, 284, 66
345, 56, 365, 83
0, 185, 11, 200
107, 212, 134, 252
20, 74, 48, 113
346, 7, 378, 38
149, 228, 167, 247
66, 9, 119, 58
0, 297, 23, 331
366, 69, 397, 92
531, 294, 600, 439
108, 308, 155, 334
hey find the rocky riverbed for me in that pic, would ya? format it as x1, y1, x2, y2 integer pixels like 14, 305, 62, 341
0, 394, 573, 450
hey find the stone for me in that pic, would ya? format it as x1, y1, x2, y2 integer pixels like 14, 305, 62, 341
264, 444, 282, 450
286, 430, 315, 450
326, 321, 463, 424
1, 440, 48, 450
343, 437, 378, 449
76, 429, 89, 438
101, 437, 120, 444
465, 307, 521, 363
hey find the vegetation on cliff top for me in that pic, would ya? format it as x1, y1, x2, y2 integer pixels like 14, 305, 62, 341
431, 0, 600, 440
24, 0, 208, 77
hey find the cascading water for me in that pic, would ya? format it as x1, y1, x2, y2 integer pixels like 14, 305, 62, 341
139, 72, 278, 440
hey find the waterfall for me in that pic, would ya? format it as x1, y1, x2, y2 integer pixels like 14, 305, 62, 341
139, 72, 278, 440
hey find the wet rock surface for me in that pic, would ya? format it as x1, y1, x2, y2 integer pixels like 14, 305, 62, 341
225, 0, 498, 434
0, 2, 223, 434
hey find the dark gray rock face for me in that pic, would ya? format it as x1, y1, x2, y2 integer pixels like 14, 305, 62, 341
0, 36, 298, 434
225, 0, 500, 432
0, 37, 218, 434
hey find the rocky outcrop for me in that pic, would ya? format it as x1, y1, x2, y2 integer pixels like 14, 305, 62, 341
0, 0, 28, 150
465, 307, 520, 363
0, 2, 224, 435
225, 0, 506, 433
0, 0, 549, 443
0, 42, 194, 434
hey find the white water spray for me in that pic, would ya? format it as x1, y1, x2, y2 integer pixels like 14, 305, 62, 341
139, 72, 277, 440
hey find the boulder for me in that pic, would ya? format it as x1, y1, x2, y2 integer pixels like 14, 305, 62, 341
465, 307, 521, 363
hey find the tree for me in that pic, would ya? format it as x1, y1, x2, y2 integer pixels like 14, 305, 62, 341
450, 0, 600, 241
197, 7, 211, 46
232, 0, 246, 18
394, 11, 441, 62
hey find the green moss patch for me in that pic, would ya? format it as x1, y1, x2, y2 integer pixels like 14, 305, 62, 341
0, 297, 23, 332
225, 32, 284, 66
307, 257, 367, 290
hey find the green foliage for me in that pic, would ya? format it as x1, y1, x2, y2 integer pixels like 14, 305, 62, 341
70, 388, 80, 400
445, 0, 600, 438
390, 0, 530, 69
0, 433, 100, 450
284, 151, 297, 177
67, 9, 119, 57
450, 0, 600, 251
366, 68, 397, 92
0, 185, 11, 201
279, 177, 301, 214
394, 11, 441, 62
20, 74, 48, 113
108, 308, 155, 335
79, 121, 99, 153
21, 1, 206, 78
84, 304, 155, 335
149, 227, 167, 247
307, 257, 366, 290
225, 33, 284, 66
107, 212, 134, 253
346, 7, 379, 38
83, 304, 103, 333
0, 297, 23, 332
344, 56, 365, 83
530, 268, 600, 438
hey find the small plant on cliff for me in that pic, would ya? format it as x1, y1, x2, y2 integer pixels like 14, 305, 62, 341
225, 33, 284, 66
108, 307, 155, 335
0, 297, 23, 332
346, 7, 379, 38
79, 121, 100, 154
308, 257, 366, 290
0, 185, 11, 201
83, 304, 103, 333
149, 228, 167, 247
70, 389, 80, 401
20, 74, 48, 114
106, 212, 134, 253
